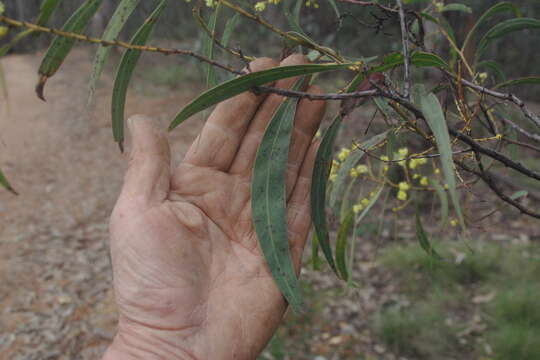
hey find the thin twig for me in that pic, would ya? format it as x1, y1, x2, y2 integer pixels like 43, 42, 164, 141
456, 160, 540, 219
499, 116, 540, 143
396, 0, 411, 100
0, 15, 242, 75
453, 72, 540, 130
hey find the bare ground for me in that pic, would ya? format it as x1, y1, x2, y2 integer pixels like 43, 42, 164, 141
0, 48, 202, 360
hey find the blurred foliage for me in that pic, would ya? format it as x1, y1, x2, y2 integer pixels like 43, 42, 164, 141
2, 0, 540, 97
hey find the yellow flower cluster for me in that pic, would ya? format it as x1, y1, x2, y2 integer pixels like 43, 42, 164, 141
409, 157, 428, 170
350, 164, 368, 178
338, 147, 351, 162
397, 181, 409, 201
0, 2, 4, 15
305, 0, 320, 8
353, 191, 377, 214
329, 160, 339, 182
205, 0, 218, 8
254, 0, 281, 12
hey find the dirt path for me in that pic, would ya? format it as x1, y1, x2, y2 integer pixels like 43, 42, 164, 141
0, 48, 202, 359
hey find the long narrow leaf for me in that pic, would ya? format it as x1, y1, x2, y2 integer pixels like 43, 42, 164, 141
477, 18, 540, 59
221, 13, 239, 47
431, 179, 449, 226
203, 4, 221, 88
371, 52, 448, 73
416, 213, 443, 260
169, 62, 354, 130
88, 0, 141, 106
36, 0, 64, 26
0, 167, 17, 195
311, 232, 321, 271
462, 2, 519, 53
329, 131, 388, 211
311, 116, 341, 274
252, 81, 304, 312
335, 209, 354, 280
36, 0, 103, 100
418, 88, 464, 229
495, 76, 540, 89
111, 0, 167, 151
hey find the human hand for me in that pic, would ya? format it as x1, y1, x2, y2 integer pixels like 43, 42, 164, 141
102, 54, 326, 360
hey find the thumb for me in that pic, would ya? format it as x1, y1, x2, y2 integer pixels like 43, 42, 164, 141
118, 115, 171, 208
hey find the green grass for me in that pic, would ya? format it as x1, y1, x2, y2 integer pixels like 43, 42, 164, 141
376, 240, 540, 359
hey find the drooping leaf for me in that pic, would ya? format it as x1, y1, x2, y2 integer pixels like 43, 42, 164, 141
477, 18, 540, 59
221, 13, 239, 47
251, 80, 304, 312
311, 116, 341, 274
329, 131, 388, 212
346, 185, 383, 282
462, 1, 520, 53
36, 0, 64, 26
202, 3, 221, 89
441, 3, 472, 14
0, 167, 17, 195
111, 0, 167, 151
477, 60, 506, 82
495, 76, 540, 89
416, 212, 443, 260
88, 0, 141, 106
169, 62, 354, 130
431, 179, 449, 226
285, 0, 305, 35
0, 0, 63, 57
417, 87, 464, 230
311, 232, 321, 271
36, 0, 103, 100
335, 209, 354, 280
0, 60, 8, 105
326, 0, 340, 20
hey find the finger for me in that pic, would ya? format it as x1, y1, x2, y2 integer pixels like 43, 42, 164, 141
287, 140, 319, 273
117, 115, 171, 208
285, 85, 326, 200
182, 57, 279, 171
228, 54, 310, 176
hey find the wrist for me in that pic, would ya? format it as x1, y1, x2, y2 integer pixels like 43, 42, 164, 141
102, 319, 199, 360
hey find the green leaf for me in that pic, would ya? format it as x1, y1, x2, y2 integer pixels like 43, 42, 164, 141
462, 1, 520, 53
88, 0, 141, 106
371, 52, 448, 73
202, 3, 221, 89
346, 185, 383, 285
251, 80, 304, 312
441, 3, 472, 14
477, 18, 540, 59
329, 131, 388, 212
311, 232, 321, 271
285, 0, 305, 35
111, 0, 167, 151
169, 62, 353, 130
416, 213, 443, 260
417, 86, 465, 230
0, 61, 8, 105
431, 179, 449, 226
221, 13, 239, 47
311, 116, 341, 274
510, 190, 528, 200
36, 0, 64, 26
477, 60, 506, 82
36, 0, 103, 100
355, 186, 384, 225
495, 76, 540, 89
335, 209, 354, 280
326, 0, 340, 20
0, 167, 17, 195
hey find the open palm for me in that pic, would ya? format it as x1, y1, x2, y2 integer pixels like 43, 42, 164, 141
105, 55, 326, 360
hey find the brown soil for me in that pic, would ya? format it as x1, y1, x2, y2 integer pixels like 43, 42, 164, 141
0, 48, 203, 360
